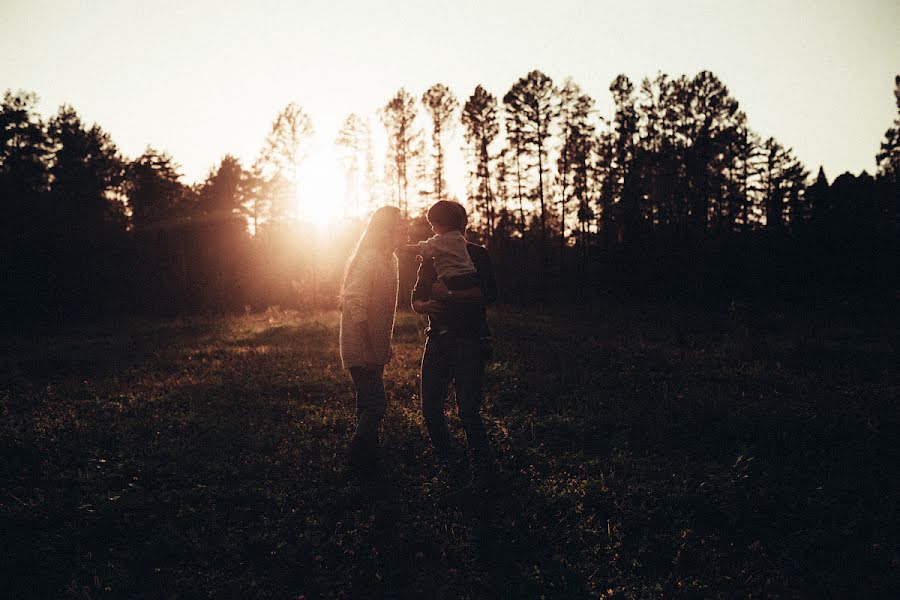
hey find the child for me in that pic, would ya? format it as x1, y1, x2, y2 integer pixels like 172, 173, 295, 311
404, 200, 479, 293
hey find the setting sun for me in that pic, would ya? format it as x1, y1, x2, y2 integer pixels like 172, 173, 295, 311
296, 143, 346, 228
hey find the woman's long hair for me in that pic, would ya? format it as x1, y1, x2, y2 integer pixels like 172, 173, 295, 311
339, 205, 402, 301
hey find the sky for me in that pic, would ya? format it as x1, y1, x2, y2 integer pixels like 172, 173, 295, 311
1, 0, 898, 205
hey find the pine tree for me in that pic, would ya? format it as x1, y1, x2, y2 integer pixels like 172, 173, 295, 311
1, 90, 52, 237
609, 74, 640, 242
556, 78, 594, 264
731, 127, 765, 231
461, 85, 499, 242
197, 154, 245, 221
422, 84, 458, 202
504, 70, 558, 269
381, 88, 422, 217
876, 75, 900, 183
241, 158, 270, 235
258, 103, 314, 221
335, 113, 367, 215
807, 166, 830, 227
47, 105, 126, 236
681, 72, 745, 232
364, 119, 378, 211
759, 138, 807, 230
125, 148, 187, 229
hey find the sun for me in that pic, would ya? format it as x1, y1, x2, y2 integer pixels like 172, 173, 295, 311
295, 144, 346, 229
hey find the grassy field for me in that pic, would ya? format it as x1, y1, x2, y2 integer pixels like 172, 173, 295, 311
1, 300, 897, 599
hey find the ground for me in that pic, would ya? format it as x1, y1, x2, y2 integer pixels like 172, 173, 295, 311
1, 300, 897, 599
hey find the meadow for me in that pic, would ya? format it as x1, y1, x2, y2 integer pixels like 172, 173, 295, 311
1, 299, 897, 599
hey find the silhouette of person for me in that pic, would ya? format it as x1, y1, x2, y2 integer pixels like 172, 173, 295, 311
411, 201, 498, 484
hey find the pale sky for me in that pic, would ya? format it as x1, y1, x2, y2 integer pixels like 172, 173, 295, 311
2, 0, 898, 204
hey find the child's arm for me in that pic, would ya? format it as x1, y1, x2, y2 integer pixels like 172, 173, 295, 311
399, 239, 433, 260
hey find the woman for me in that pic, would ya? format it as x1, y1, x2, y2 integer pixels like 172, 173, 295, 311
339, 205, 407, 475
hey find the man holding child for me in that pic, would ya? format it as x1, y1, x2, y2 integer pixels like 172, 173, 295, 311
410, 200, 498, 479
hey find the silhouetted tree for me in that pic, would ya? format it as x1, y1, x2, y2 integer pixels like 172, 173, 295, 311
381, 89, 422, 217
189, 155, 251, 309
504, 70, 558, 271
47, 105, 126, 236
364, 119, 378, 209
197, 154, 245, 220
576, 196, 594, 252
5, 70, 897, 319
876, 75, 900, 184
634, 74, 668, 227
732, 126, 765, 230
681, 72, 745, 232
503, 110, 528, 235
461, 85, 499, 242
592, 126, 615, 241
758, 138, 807, 230
335, 113, 367, 215
1, 90, 51, 237
422, 84, 458, 202
556, 78, 594, 264
608, 74, 640, 242
830, 171, 879, 235
494, 149, 518, 239
807, 166, 830, 227
259, 103, 313, 220
241, 158, 270, 235
126, 148, 187, 229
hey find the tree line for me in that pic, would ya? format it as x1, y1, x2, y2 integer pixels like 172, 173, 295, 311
376, 73, 896, 293
1, 71, 897, 323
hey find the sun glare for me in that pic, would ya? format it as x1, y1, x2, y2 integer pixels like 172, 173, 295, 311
296, 145, 345, 229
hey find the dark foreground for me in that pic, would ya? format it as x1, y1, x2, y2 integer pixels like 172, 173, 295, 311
1, 300, 897, 599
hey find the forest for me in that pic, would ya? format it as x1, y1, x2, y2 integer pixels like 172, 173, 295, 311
2, 70, 897, 324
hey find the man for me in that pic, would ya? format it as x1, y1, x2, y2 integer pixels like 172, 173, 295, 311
411, 201, 498, 479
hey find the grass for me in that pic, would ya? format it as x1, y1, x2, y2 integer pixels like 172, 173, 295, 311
1, 300, 897, 599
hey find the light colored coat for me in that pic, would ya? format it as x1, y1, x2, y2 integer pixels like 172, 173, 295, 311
416, 230, 476, 280
339, 249, 399, 369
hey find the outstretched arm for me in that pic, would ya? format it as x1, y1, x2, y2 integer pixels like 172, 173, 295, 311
398, 242, 427, 258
